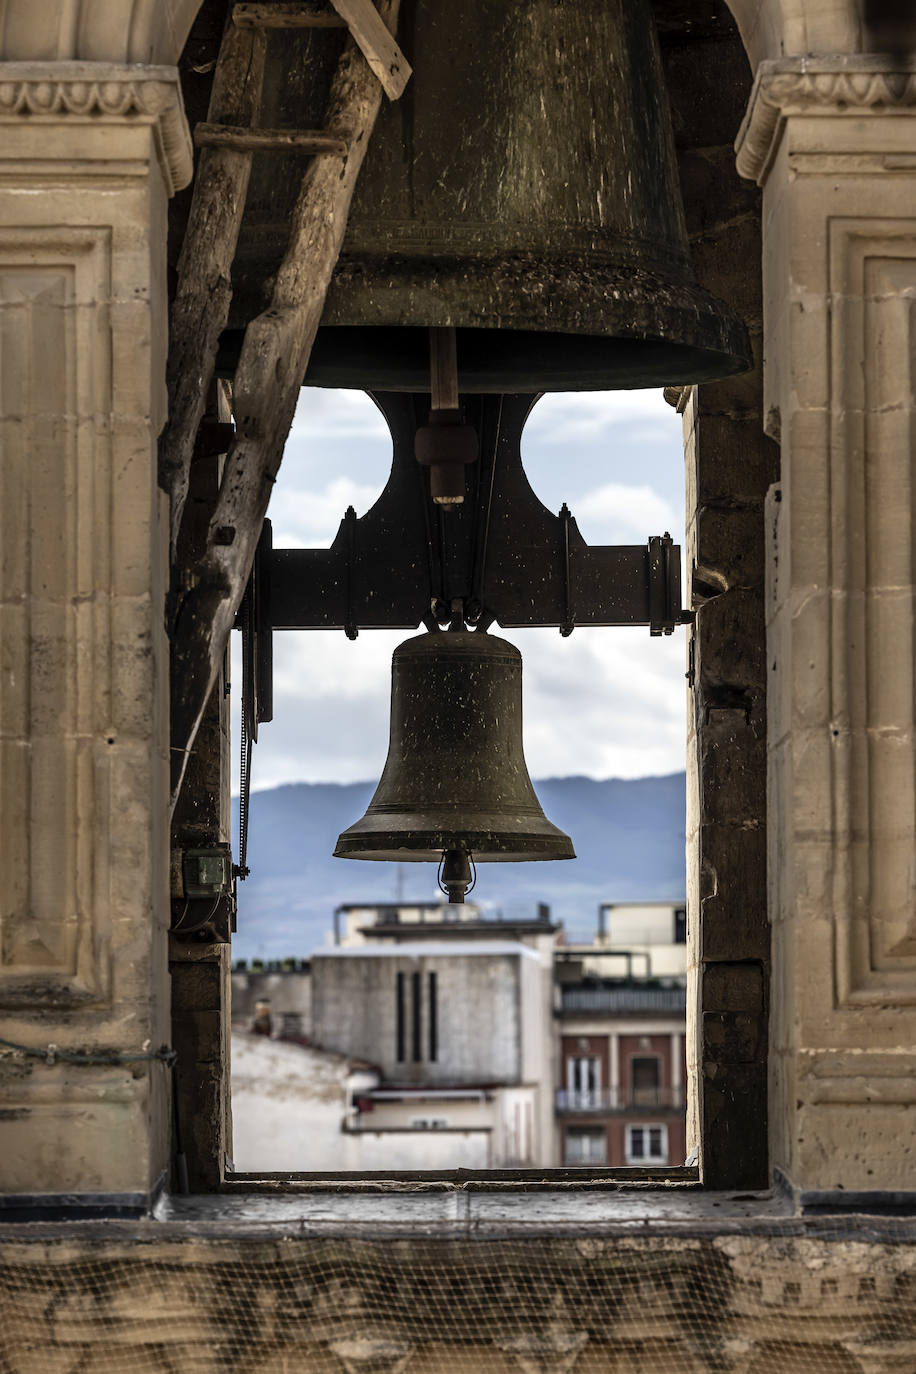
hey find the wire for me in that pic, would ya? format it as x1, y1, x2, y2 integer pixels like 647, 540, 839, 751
171, 893, 224, 936
471, 394, 503, 617
0, 1037, 176, 1067
238, 590, 254, 880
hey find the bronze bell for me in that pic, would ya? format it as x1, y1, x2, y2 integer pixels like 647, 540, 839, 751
334, 631, 575, 891
295, 0, 752, 391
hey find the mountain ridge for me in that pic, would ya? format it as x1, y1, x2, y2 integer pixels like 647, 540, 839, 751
232, 773, 686, 958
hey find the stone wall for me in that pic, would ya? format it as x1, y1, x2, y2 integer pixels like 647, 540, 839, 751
1, 1215, 914, 1372
661, 4, 778, 1190
0, 64, 191, 1199
737, 55, 916, 1192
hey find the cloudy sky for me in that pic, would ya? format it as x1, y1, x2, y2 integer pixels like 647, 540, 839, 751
231, 386, 688, 792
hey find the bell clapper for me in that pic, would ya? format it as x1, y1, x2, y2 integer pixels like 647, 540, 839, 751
415, 327, 479, 507
439, 848, 476, 904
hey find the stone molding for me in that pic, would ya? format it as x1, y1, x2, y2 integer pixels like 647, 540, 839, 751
0, 62, 192, 193
736, 56, 916, 184
826, 221, 916, 1009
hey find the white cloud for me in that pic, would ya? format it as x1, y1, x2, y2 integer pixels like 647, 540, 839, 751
287, 387, 389, 441
270, 477, 387, 549
524, 389, 677, 444
570, 482, 680, 546
235, 624, 687, 792
514, 626, 686, 779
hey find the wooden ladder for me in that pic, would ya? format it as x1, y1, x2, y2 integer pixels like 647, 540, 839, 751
163, 0, 410, 808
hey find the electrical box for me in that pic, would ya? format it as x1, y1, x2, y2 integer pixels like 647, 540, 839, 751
182, 847, 232, 899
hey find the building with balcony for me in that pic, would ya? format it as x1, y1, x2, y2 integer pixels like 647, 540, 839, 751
553, 904, 688, 1167
555, 980, 687, 1166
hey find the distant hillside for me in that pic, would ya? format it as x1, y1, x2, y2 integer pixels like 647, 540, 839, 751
232, 774, 686, 959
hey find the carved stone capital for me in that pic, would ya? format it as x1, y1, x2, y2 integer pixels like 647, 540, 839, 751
0, 61, 192, 193
736, 55, 916, 185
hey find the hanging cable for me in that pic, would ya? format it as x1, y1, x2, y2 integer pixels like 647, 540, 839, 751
237, 581, 255, 880
238, 690, 253, 881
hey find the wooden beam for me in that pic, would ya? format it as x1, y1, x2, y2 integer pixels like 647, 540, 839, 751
194, 123, 348, 156
330, 0, 411, 100
233, 0, 411, 103
169, 0, 404, 812
159, 17, 266, 565
233, 2, 347, 27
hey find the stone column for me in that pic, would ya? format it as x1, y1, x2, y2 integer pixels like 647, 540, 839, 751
666, 23, 777, 1190
737, 56, 916, 1192
0, 64, 191, 1202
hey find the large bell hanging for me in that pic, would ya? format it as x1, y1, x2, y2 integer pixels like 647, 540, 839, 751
295, 0, 751, 391
334, 631, 575, 865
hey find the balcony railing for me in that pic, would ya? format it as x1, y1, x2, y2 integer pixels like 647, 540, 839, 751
555, 1087, 686, 1113
558, 987, 687, 1015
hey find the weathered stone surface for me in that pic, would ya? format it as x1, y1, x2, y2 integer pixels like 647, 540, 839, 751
0, 70, 190, 1196
0, 1225, 913, 1373
673, 22, 772, 1187
736, 57, 916, 1190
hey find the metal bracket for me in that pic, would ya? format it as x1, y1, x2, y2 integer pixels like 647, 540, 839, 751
256, 391, 686, 636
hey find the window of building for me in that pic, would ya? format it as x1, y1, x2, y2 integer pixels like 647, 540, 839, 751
428, 970, 438, 1062
395, 971, 406, 1063
674, 906, 687, 944
565, 1127, 608, 1166
626, 1124, 668, 1164
630, 1055, 661, 1107
567, 1055, 602, 1108
410, 1117, 449, 1130
411, 969, 422, 1062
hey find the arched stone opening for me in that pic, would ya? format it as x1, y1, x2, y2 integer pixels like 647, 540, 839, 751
157, 0, 779, 1190
0, 0, 877, 69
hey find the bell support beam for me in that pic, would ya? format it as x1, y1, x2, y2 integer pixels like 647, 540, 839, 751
159, 14, 268, 566
256, 392, 685, 634
168, 0, 406, 814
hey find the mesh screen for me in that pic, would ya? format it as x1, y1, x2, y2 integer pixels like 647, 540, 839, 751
1, 1223, 915, 1372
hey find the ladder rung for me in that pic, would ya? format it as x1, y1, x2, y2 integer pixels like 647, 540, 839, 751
194, 123, 348, 156
233, 3, 347, 27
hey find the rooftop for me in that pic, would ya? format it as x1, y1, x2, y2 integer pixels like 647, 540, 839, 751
312, 941, 542, 961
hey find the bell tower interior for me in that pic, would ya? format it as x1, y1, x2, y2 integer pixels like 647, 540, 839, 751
6, 0, 916, 1362
164, 0, 775, 1192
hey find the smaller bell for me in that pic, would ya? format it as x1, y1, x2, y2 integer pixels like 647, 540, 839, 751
334, 631, 575, 886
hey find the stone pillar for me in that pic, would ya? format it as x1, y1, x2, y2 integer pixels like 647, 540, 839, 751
168, 386, 234, 1190
0, 64, 191, 1202
737, 56, 916, 1192
665, 23, 777, 1190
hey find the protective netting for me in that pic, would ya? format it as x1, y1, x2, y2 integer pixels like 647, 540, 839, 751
1, 1220, 915, 1372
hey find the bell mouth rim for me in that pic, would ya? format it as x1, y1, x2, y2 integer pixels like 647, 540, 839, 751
298, 253, 752, 392
334, 829, 576, 862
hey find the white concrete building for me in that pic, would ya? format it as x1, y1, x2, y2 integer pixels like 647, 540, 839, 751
310, 940, 551, 1168
591, 900, 688, 981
